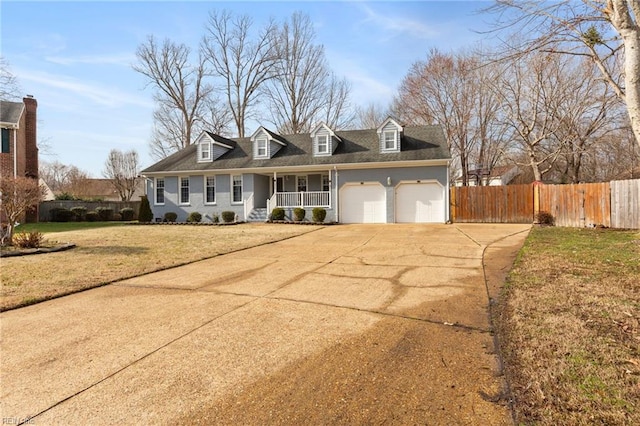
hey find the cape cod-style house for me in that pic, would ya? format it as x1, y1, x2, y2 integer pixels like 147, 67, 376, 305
140, 118, 451, 223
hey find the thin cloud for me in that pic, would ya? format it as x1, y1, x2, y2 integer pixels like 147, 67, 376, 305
45, 53, 136, 66
17, 69, 153, 109
358, 3, 440, 40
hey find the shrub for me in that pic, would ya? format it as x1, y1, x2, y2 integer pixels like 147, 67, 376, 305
12, 231, 45, 249
120, 207, 135, 221
70, 206, 87, 222
221, 211, 236, 223
187, 212, 202, 223
164, 212, 178, 222
536, 211, 555, 226
271, 208, 285, 221
95, 207, 114, 221
113, 213, 122, 221
86, 211, 99, 222
293, 207, 306, 221
138, 195, 153, 222
55, 192, 77, 201
312, 207, 327, 223
212, 213, 220, 223
50, 208, 73, 222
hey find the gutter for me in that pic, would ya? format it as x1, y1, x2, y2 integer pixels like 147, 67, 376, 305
140, 158, 453, 177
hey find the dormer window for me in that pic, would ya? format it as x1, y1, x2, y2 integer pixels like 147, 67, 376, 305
256, 137, 268, 158
377, 117, 403, 153
317, 134, 329, 154
200, 142, 211, 161
383, 131, 397, 150
251, 127, 285, 159
196, 131, 234, 162
310, 122, 340, 156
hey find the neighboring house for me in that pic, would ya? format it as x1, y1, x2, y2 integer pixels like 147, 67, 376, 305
141, 118, 451, 223
1, 96, 39, 222
63, 178, 145, 201
1, 96, 38, 180
454, 165, 520, 187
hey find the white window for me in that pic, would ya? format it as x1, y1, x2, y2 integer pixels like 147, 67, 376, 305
205, 176, 216, 204
322, 174, 330, 192
200, 142, 211, 161
256, 138, 268, 157
155, 178, 165, 205
232, 175, 243, 203
297, 176, 307, 192
317, 135, 329, 154
383, 130, 397, 150
180, 177, 190, 205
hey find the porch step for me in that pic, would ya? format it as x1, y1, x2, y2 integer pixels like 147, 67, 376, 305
247, 208, 269, 222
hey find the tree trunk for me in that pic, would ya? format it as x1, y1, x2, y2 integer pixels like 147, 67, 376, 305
608, 0, 640, 147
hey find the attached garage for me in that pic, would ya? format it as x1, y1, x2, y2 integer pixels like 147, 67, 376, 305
339, 183, 387, 223
395, 181, 446, 223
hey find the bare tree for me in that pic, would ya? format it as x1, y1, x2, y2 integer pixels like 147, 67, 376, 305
486, 0, 640, 147
263, 12, 351, 133
133, 36, 213, 156
322, 74, 353, 130
39, 161, 93, 195
0, 57, 21, 101
493, 51, 570, 181
354, 102, 390, 129
551, 59, 621, 182
102, 149, 140, 201
395, 48, 506, 185
202, 10, 276, 137
0, 176, 46, 246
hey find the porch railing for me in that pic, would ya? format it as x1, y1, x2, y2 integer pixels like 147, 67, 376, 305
270, 191, 330, 208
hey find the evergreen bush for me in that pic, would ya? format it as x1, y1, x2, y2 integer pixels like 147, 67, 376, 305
221, 211, 236, 223
271, 208, 285, 221
312, 207, 327, 223
293, 207, 306, 221
138, 196, 153, 222
187, 212, 202, 223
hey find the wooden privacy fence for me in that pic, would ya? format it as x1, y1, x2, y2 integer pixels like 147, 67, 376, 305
450, 179, 640, 229
450, 184, 534, 223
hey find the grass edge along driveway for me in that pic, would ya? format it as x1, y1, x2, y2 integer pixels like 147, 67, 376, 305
1, 223, 322, 311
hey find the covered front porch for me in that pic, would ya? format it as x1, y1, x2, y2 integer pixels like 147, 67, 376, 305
244, 171, 333, 220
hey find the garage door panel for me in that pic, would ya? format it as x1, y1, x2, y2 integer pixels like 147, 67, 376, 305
396, 183, 445, 223
340, 184, 386, 223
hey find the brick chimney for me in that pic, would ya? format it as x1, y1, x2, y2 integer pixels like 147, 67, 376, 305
23, 95, 38, 179
23, 95, 39, 223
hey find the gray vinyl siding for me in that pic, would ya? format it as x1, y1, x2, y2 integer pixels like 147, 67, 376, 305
253, 174, 270, 208
212, 144, 229, 160
269, 140, 283, 157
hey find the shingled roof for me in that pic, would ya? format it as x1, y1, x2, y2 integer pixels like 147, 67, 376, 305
142, 125, 450, 174
0, 101, 24, 127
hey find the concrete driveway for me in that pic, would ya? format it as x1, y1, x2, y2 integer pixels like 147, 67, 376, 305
1, 223, 530, 425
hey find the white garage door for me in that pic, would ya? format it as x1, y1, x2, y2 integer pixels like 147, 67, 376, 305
395, 182, 445, 223
340, 183, 386, 223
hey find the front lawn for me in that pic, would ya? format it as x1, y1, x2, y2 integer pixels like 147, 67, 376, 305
0, 223, 320, 311
495, 226, 640, 425
15, 221, 131, 233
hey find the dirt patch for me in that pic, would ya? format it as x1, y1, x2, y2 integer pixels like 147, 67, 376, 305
192, 317, 510, 426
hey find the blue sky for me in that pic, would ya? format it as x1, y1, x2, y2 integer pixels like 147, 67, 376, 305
2, 1, 493, 176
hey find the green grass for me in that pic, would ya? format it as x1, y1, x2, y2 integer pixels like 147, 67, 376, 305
15, 221, 133, 233
496, 226, 640, 425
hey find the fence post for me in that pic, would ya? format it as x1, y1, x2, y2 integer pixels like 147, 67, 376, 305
449, 187, 456, 223
532, 181, 542, 223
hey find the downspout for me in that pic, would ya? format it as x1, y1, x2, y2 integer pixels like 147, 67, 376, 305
334, 166, 339, 223
446, 159, 451, 223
